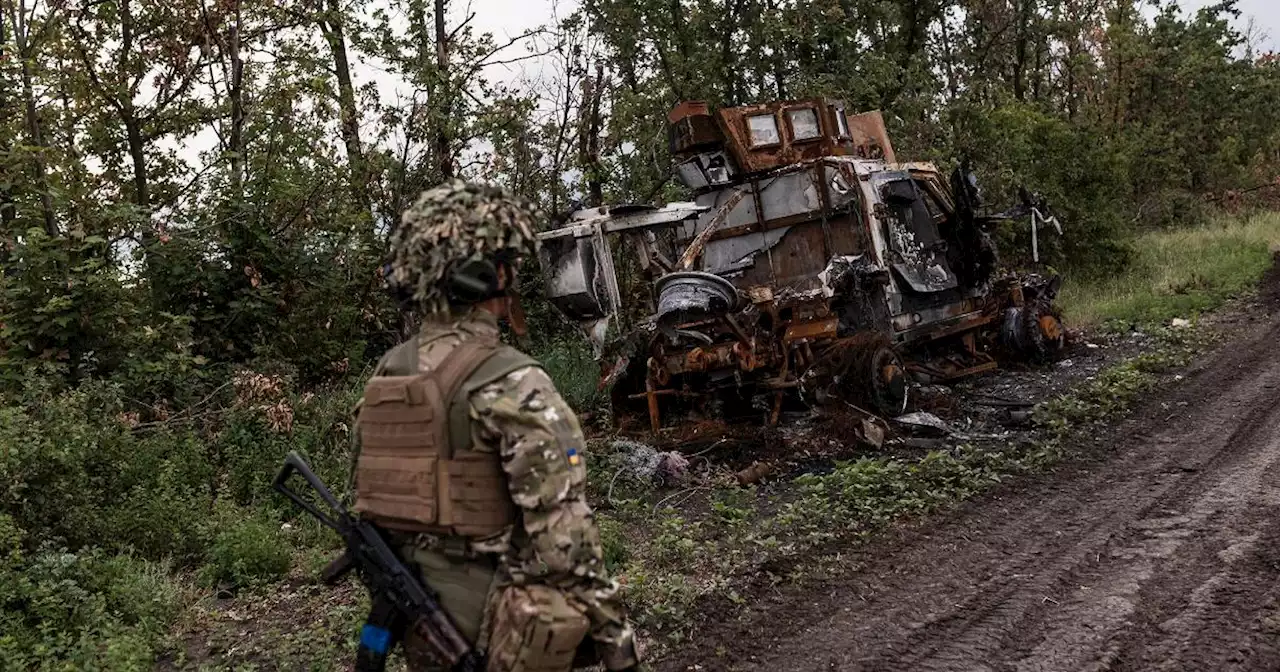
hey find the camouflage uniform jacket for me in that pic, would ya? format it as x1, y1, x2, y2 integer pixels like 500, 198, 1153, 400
353, 309, 634, 664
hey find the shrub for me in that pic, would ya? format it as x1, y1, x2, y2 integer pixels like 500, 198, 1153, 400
0, 378, 215, 561
598, 515, 629, 571
200, 508, 292, 588
0, 522, 183, 670
532, 335, 602, 412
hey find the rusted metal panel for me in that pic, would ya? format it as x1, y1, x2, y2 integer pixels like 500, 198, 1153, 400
784, 316, 839, 344
684, 189, 759, 240
768, 222, 830, 289
714, 98, 883, 174
824, 211, 863, 258
895, 309, 995, 345
736, 234, 784, 288
669, 100, 710, 125
677, 190, 749, 270
668, 101, 722, 155
891, 298, 979, 334
847, 111, 896, 163
703, 229, 789, 276
685, 162, 867, 293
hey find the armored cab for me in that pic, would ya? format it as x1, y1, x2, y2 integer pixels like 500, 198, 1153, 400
538, 98, 1064, 433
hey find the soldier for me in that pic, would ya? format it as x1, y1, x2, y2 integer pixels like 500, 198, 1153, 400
351, 180, 639, 671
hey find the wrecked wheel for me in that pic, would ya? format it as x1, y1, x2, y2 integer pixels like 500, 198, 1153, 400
1002, 305, 1064, 362
862, 345, 909, 416
800, 335, 909, 416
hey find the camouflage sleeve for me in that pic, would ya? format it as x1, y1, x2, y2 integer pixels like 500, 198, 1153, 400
470, 365, 637, 663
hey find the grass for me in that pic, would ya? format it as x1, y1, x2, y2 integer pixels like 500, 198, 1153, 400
1058, 211, 1280, 328
1033, 327, 1206, 435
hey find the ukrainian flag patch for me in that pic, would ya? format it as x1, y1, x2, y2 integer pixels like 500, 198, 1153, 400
566, 447, 581, 466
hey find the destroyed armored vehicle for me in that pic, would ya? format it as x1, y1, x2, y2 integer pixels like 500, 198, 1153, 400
538, 98, 1065, 432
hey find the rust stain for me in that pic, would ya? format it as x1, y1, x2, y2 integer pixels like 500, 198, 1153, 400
846, 110, 896, 164
783, 316, 839, 344
710, 98, 888, 174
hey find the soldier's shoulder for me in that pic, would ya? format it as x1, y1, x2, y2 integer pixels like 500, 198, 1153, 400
472, 362, 559, 403
369, 337, 422, 377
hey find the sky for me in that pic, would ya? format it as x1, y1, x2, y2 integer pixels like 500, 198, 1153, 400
1183, 0, 1278, 51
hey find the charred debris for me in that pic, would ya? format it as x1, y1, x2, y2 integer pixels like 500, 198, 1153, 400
537, 98, 1066, 438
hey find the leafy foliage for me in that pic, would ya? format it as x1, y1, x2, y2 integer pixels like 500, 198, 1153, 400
200, 507, 292, 589
0, 516, 184, 669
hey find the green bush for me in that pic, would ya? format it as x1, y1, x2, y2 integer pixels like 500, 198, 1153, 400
0, 365, 361, 562
0, 368, 362, 667
0, 518, 183, 670
598, 515, 629, 571
532, 335, 602, 413
0, 379, 215, 560
200, 508, 292, 588
953, 100, 1135, 274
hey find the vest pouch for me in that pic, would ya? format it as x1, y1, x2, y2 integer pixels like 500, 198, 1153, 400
442, 452, 518, 537
354, 375, 446, 530
485, 584, 590, 672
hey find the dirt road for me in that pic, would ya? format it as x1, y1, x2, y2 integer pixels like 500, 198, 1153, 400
665, 310, 1280, 671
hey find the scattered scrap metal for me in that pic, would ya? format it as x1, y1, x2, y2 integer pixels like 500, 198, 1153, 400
538, 97, 1067, 436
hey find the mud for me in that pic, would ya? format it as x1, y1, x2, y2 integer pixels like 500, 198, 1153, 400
660, 303, 1280, 670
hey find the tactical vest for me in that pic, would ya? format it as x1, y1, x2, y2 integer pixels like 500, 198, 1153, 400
353, 332, 535, 538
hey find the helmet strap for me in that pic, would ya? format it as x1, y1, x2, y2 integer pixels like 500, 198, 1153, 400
506, 289, 529, 340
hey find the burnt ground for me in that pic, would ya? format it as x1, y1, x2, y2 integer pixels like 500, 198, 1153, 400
654, 276, 1280, 670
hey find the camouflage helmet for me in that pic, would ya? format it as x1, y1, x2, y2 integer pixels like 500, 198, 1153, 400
389, 179, 541, 314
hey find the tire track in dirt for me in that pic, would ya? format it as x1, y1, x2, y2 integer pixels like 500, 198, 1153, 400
661, 312, 1280, 672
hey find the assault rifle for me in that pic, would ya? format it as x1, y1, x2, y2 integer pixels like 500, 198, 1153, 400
272, 451, 485, 672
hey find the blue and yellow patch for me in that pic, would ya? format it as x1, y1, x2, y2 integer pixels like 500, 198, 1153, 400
566, 447, 581, 466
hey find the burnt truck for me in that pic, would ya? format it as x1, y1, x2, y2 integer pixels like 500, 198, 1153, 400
537, 98, 1065, 433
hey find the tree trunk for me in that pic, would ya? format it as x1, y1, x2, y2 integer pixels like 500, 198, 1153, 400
881, 0, 932, 110
938, 9, 960, 103
1066, 38, 1078, 120
228, 0, 244, 200
669, 0, 688, 62
433, 0, 452, 181
1111, 0, 1132, 127
119, 0, 150, 209
547, 47, 575, 217
1013, 0, 1033, 101
320, 0, 370, 212
1031, 30, 1045, 102
11, 0, 56, 236
719, 0, 738, 104
0, 6, 15, 239
578, 63, 606, 207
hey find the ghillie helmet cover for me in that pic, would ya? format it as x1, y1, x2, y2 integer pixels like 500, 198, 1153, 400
389, 179, 542, 314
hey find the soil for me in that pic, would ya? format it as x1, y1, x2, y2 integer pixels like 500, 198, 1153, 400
656, 284, 1280, 670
